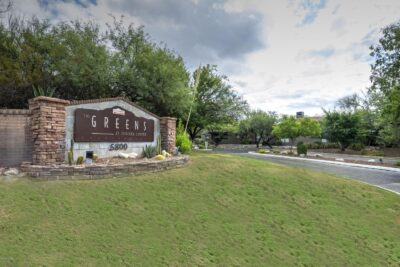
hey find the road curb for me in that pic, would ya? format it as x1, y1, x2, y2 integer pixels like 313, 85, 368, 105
248, 152, 400, 173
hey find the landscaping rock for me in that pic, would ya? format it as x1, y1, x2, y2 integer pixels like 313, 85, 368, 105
128, 152, 138, 159
0, 168, 4, 175
368, 159, 376, 163
280, 151, 288, 155
4, 168, 19, 176
335, 158, 345, 162
299, 154, 306, 157
118, 152, 130, 159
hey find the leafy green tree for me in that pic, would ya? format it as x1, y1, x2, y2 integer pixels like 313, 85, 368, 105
369, 20, 400, 146
322, 110, 364, 151
239, 110, 277, 148
272, 116, 321, 150
107, 18, 191, 117
185, 65, 248, 140
0, 16, 191, 118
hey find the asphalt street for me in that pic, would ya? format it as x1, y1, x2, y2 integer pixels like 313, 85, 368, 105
215, 149, 400, 194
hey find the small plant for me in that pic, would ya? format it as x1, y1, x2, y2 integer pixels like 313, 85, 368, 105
68, 139, 74, 166
349, 143, 365, 151
33, 85, 55, 97
297, 143, 308, 156
154, 154, 165, 160
76, 156, 84, 165
143, 145, 157, 158
257, 149, 269, 154
176, 120, 192, 154
361, 150, 384, 157
272, 149, 280, 154
156, 135, 162, 155
396, 161, 400, 167
68, 151, 73, 165
287, 151, 294, 156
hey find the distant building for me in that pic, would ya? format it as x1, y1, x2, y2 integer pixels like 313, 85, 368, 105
296, 111, 304, 118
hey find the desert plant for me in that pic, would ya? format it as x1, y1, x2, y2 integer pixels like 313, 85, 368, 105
257, 149, 269, 154
297, 143, 308, 156
68, 151, 73, 165
143, 145, 157, 158
154, 154, 165, 160
68, 139, 74, 165
156, 135, 162, 155
33, 85, 55, 97
76, 156, 84, 165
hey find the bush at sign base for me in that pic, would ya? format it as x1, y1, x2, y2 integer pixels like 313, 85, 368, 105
297, 143, 308, 156
176, 133, 192, 154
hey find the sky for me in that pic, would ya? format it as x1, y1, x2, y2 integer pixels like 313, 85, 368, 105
10, 0, 400, 116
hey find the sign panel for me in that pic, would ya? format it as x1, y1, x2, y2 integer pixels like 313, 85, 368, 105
74, 107, 155, 142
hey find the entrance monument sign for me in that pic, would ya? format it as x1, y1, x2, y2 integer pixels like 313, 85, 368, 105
74, 107, 155, 142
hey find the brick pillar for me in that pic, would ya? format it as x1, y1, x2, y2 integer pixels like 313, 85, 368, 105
29, 97, 70, 165
160, 117, 177, 154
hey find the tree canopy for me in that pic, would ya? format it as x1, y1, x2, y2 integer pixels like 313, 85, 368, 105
369, 20, 400, 146
0, 16, 191, 117
272, 116, 321, 149
185, 65, 249, 140
239, 110, 277, 148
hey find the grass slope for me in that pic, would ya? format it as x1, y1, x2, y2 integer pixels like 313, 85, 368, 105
0, 153, 399, 266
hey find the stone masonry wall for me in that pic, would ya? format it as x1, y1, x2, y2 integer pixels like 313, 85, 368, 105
0, 109, 33, 167
21, 155, 189, 179
160, 117, 177, 153
29, 97, 70, 165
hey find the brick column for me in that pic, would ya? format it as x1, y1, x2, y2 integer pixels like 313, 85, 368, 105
29, 97, 70, 165
160, 117, 177, 154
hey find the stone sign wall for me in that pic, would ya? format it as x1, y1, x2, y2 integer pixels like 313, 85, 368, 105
0, 96, 177, 167
65, 98, 162, 160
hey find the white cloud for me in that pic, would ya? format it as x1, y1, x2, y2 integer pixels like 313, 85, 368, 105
8, 0, 400, 116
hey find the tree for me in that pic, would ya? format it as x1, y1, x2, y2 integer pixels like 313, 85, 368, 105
272, 116, 321, 150
107, 18, 191, 117
185, 65, 248, 140
239, 110, 277, 148
0, 16, 192, 118
369, 20, 400, 146
322, 110, 364, 151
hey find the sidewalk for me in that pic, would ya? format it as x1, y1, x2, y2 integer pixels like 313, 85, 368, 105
248, 152, 400, 173
308, 151, 400, 164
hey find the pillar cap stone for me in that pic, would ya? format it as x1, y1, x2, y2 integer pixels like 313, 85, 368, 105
30, 96, 70, 105
160, 117, 177, 121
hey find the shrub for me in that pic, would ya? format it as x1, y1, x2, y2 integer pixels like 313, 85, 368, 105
349, 143, 365, 151
361, 150, 384, 157
297, 143, 308, 156
176, 133, 192, 154
143, 145, 157, 158
76, 156, 84, 165
68, 151, 73, 166
396, 161, 400, 167
257, 149, 269, 154
287, 151, 294, 156
154, 154, 165, 160
272, 149, 280, 154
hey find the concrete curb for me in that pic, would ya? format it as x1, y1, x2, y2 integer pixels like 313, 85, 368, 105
248, 152, 400, 173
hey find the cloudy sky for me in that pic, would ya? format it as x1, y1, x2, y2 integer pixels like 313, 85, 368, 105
10, 0, 400, 115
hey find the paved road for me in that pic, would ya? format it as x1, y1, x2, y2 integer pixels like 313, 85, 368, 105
215, 149, 400, 194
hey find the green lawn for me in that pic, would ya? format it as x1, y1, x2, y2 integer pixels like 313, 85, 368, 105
0, 153, 399, 266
